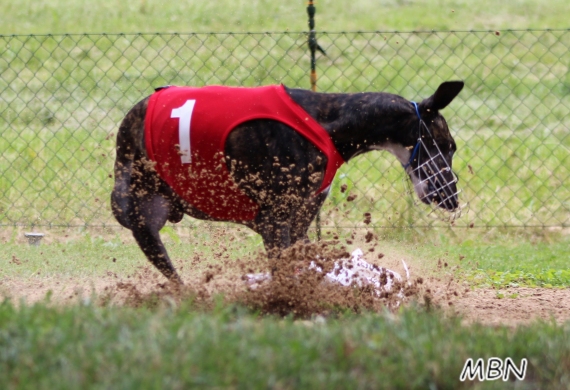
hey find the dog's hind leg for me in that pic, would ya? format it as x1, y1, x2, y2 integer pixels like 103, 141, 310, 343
112, 165, 183, 283
111, 98, 182, 284
111, 156, 136, 229
167, 197, 185, 224
128, 192, 183, 284
112, 167, 183, 283
111, 97, 147, 229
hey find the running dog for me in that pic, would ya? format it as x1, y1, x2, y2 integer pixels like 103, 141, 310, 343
111, 81, 464, 283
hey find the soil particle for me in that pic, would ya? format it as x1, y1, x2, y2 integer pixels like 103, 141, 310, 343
232, 242, 424, 317
4, 240, 570, 325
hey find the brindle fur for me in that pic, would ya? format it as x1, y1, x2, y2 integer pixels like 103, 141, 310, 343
111, 81, 464, 283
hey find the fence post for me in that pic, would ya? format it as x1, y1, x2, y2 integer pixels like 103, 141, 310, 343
307, 0, 326, 241
307, 1, 317, 92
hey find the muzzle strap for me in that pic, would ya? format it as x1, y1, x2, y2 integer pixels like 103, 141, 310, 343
402, 101, 422, 169
411, 101, 421, 119
402, 141, 420, 169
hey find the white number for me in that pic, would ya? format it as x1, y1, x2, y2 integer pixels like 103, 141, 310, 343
171, 99, 196, 164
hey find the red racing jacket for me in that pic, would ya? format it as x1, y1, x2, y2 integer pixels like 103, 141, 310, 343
144, 84, 344, 221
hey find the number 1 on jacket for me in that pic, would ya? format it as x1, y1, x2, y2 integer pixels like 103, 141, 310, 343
171, 99, 196, 164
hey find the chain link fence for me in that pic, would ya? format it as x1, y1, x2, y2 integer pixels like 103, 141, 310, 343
1, 30, 569, 229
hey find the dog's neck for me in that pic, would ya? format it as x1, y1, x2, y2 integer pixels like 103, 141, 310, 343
286, 87, 417, 164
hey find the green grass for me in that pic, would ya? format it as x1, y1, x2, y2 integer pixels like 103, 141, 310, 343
3, 227, 568, 289
2, 299, 570, 389
2, 0, 570, 34
428, 237, 570, 288
2, 236, 146, 279
0, 226, 264, 280
340, 228, 570, 290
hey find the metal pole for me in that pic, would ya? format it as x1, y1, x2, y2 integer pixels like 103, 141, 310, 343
307, 0, 324, 241
307, 0, 317, 93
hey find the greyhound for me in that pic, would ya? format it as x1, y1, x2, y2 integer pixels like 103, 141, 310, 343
111, 81, 464, 284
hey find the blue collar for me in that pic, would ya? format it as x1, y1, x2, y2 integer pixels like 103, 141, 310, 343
411, 101, 421, 119
402, 101, 421, 169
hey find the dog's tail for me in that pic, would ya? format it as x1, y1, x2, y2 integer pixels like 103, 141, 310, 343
110, 99, 148, 229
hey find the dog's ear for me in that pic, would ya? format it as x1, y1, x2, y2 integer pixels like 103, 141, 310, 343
421, 81, 464, 112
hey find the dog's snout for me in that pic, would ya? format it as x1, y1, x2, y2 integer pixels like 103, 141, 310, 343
442, 194, 459, 211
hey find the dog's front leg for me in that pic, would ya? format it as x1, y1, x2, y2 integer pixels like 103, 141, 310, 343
255, 205, 292, 259
289, 191, 329, 245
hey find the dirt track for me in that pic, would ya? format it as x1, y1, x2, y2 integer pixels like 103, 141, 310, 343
450, 287, 570, 326
3, 276, 570, 326
2, 243, 569, 326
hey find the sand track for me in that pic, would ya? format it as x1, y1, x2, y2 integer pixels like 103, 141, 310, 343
2, 260, 569, 326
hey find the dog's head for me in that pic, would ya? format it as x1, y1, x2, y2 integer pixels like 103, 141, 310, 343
403, 81, 464, 211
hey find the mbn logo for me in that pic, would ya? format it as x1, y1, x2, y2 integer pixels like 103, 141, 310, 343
460, 358, 527, 381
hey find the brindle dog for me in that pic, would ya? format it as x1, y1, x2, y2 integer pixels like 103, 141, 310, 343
111, 81, 464, 284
